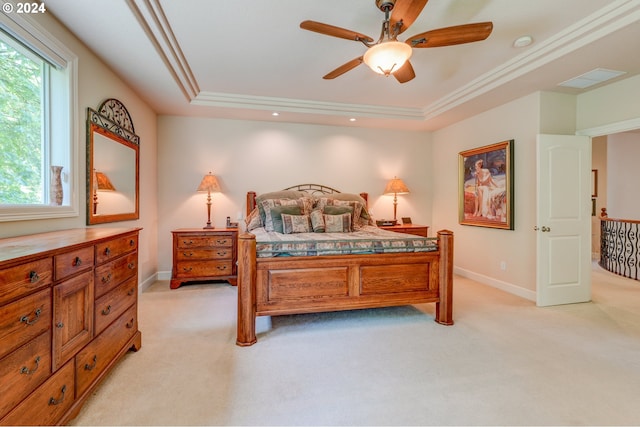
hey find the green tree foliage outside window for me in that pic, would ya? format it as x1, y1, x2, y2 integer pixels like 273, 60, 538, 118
0, 39, 43, 204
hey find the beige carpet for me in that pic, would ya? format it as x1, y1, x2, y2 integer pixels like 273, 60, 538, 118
70, 263, 640, 426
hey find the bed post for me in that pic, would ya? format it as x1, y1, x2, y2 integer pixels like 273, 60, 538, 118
236, 232, 257, 346
435, 230, 454, 325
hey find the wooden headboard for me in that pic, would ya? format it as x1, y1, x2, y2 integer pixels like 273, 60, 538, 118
246, 184, 369, 216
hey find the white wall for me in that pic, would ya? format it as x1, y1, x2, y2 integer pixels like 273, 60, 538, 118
606, 132, 640, 220
577, 74, 640, 131
156, 116, 431, 275
0, 12, 159, 287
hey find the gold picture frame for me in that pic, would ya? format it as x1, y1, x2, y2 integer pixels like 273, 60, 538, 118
459, 140, 514, 230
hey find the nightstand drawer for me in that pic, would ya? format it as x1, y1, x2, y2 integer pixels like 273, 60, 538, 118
175, 260, 233, 278
176, 248, 232, 261
177, 235, 233, 249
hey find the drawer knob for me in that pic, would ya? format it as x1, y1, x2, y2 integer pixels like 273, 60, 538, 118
48, 385, 66, 406
56, 322, 64, 329
73, 256, 82, 266
104, 247, 111, 257
84, 355, 98, 371
29, 270, 40, 283
101, 273, 112, 283
101, 305, 111, 316
128, 288, 135, 296
20, 356, 41, 375
217, 251, 227, 257
183, 252, 193, 257
20, 308, 42, 326
126, 318, 135, 329
216, 239, 228, 245
128, 262, 136, 270
182, 267, 193, 272
183, 240, 194, 246
129, 239, 135, 246
217, 265, 227, 271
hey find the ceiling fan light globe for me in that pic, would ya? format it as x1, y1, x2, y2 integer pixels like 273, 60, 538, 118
363, 41, 412, 76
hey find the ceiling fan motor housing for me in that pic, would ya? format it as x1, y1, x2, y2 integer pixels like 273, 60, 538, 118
375, 0, 396, 12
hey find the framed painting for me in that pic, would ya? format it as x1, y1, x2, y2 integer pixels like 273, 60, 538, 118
459, 140, 514, 229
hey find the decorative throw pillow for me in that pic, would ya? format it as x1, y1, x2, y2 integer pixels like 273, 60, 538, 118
245, 207, 263, 231
260, 198, 300, 231
309, 209, 325, 232
323, 213, 352, 233
331, 200, 363, 230
323, 205, 353, 216
281, 214, 312, 234
270, 205, 302, 233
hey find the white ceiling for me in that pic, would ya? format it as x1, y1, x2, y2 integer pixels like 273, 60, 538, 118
45, 0, 640, 131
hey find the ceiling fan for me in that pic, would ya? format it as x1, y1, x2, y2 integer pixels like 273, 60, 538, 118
300, 0, 493, 83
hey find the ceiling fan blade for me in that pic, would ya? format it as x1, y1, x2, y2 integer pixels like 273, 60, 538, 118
390, 0, 429, 35
393, 60, 416, 83
408, 22, 493, 48
323, 57, 364, 79
300, 20, 374, 43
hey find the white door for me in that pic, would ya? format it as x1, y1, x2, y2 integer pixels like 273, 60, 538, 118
536, 134, 591, 306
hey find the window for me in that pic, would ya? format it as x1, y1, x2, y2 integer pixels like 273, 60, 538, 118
0, 12, 77, 221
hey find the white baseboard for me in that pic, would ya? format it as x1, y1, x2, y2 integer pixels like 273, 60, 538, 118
139, 272, 159, 293
454, 267, 536, 302
157, 270, 171, 281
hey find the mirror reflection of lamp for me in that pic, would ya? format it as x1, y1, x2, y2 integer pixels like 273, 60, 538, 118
383, 176, 410, 223
197, 171, 221, 229
93, 170, 116, 214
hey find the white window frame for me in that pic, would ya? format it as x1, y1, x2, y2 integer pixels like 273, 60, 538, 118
0, 7, 78, 222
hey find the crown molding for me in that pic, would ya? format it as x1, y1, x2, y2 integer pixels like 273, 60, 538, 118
130, 0, 640, 125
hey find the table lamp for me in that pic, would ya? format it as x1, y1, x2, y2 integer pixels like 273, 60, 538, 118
197, 172, 221, 229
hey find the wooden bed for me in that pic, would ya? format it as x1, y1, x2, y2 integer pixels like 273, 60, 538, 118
236, 185, 454, 346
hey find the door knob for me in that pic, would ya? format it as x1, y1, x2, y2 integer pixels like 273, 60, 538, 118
541, 226, 551, 232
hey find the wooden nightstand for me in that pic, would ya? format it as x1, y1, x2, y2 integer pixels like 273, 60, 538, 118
378, 224, 429, 237
171, 228, 238, 289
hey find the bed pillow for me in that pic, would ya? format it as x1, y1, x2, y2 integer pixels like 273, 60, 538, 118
260, 199, 300, 231
281, 213, 312, 234
328, 193, 373, 224
323, 213, 352, 233
323, 205, 353, 216
245, 207, 263, 231
310, 209, 325, 232
270, 205, 302, 233
331, 200, 363, 230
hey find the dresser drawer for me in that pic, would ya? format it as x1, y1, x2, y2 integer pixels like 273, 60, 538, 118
94, 276, 137, 335
0, 288, 52, 360
176, 247, 232, 261
0, 259, 52, 306
95, 234, 138, 264
1, 360, 74, 426
75, 304, 137, 397
54, 246, 93, 281
0, 332, 51, 419
94, 251, 138, 298
177, 235, 233, 249
175, 260, 233, 278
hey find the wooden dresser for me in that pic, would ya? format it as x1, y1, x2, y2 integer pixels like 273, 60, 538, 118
0, 228, 142, 426
171, 228, 237, 289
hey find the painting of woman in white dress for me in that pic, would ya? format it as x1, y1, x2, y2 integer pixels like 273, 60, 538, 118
459, 140, 513, 229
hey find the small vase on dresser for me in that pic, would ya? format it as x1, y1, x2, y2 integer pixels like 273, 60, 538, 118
50, 165, 63, 206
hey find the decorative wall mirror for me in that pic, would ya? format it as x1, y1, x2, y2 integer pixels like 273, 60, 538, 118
86, 99, 139, 224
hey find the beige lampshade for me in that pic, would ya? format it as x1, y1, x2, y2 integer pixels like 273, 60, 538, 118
95, 171, 116, 191
383, 177, 410, 195
197, 172, 221, 193
363, 41, 412, 76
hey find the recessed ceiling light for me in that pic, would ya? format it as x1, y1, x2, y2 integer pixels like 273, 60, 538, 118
559, 68, 626, 89
349, 118, 356, 122
271, 112, 279, 117
513, 35, 533, 48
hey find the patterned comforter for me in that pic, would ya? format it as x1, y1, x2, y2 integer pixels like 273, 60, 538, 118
252, 225, 437, 258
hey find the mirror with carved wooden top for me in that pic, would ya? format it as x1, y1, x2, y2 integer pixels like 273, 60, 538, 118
86, 99, 139, 224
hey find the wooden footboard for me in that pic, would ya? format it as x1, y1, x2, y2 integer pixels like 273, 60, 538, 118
237, 230, 454, 346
